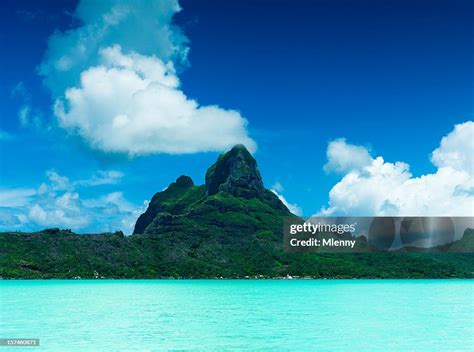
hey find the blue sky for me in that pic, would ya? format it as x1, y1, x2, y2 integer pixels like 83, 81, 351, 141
0, 0, 473, 233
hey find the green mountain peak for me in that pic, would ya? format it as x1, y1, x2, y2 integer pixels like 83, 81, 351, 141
133, 145, 289, 236
205, 144, 264, 198
2, 145, 473, 279
132, 174, 198, 235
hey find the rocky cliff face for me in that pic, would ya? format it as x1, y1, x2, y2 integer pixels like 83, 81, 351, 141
205, 144, 265, 198
2, 145, 473, 278
133, 175, 196, 235
133, 145, 288, 235
126, 145, 296, 276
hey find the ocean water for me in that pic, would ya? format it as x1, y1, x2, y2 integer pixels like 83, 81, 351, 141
0, 280, 472, 351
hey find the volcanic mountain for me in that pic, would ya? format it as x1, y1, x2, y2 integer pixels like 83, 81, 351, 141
1, 145, 473, 279
130, 144, 296, 277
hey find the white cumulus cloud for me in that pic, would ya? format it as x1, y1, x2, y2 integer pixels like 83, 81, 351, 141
271, 189, 303, 216
431, 121, 474, 172
28, 201, 89, 229
319, 121, 474, 216
0, 170, 145, 234
0, 188, 36, 207
40, 0, 256, 155
324, 138, 372, 174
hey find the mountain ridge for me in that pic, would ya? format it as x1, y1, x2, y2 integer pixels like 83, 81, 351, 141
1, 145, 473, 279
133, 144, 289, 236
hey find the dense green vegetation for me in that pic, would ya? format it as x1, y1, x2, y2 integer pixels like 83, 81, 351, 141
1, 228, 472, 279
1, 145, 473, 279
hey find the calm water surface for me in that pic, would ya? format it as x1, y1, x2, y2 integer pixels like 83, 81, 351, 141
0, 280, 472, 351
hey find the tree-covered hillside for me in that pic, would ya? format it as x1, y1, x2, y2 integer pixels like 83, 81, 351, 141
1, 146, 473, 279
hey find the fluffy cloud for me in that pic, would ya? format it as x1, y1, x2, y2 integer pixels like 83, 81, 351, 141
319, 122, 474, 216
271, 181, 284, 193
39, 0, 188, 96
45, 170, 71, 190
271, 189, 303, 216
0, 170, 145, 234
76, 170, 124, 186
28, 200, 89, 229
40, 0, 255, 155
82, 192, 147, 234
0, 188, 36, 207
431, 121, 474, 172
324, 138, 372, 173
54, 46, 255, 155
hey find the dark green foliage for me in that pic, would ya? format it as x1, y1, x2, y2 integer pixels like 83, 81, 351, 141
1, 229, 473, 279
133, 175, 200, 234
1, 146, 473, 279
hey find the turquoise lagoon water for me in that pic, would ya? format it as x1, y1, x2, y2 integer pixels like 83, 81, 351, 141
0, 280, 472, 351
